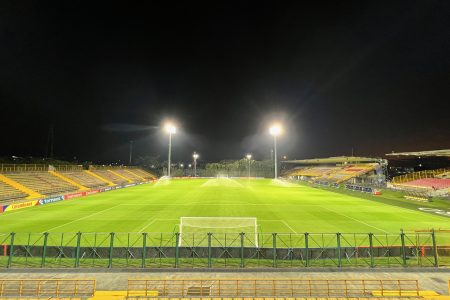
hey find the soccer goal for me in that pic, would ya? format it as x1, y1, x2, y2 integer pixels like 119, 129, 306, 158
179, 217, 258, 247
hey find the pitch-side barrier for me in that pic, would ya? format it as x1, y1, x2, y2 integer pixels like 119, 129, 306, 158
0, 230, 449, 269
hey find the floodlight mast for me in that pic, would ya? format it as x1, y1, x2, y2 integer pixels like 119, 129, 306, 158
269, 124, 282, 178
165, 123, 176, 177
193, 152, 199, 177
246, 154, 252, 178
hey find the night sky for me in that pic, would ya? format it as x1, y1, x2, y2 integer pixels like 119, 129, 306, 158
1, 1, 449, 163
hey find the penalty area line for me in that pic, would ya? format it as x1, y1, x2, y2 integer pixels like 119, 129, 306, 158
321, 206, 389, 233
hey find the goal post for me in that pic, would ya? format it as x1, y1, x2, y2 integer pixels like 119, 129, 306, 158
179, 217, 258, 247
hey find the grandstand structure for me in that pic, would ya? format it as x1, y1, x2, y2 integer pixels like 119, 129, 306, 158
387, 150, 450, 199
0, 164, 156, 204
282, 156, 386, 187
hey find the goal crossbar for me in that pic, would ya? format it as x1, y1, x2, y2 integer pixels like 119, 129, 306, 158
179, 217, 258, 247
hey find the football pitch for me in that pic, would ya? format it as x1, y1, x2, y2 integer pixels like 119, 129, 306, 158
1, 178, 448, 236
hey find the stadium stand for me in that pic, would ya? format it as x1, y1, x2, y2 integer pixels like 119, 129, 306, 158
288, 166, 336, 178
392, 168, 450, 184
398, 178, 450, 190
113, 169, 144, 182
323, 164, 378, 183
286, 163, 378, 184
0, 181, 27, 202
4, 172, 78, 195
436, 170, 450, 179
130, 168, 156, 179
90, 170, 129, 184
60, 171, 108, 188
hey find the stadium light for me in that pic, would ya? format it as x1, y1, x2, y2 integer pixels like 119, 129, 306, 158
193, 152, 199, 177
164, 122, 177, 177
246, 154, 252, 178
269, 123, 283, 178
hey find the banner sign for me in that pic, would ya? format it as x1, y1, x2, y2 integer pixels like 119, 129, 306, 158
38, 195, 64, 205
64, 192, 86, 200
3, 200, 38, 212
345, 184, 374, 194
85, 189, 101, 195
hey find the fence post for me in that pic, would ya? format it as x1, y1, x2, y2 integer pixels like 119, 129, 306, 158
431, 229, 438, 267
368, 233, 374, 268
400, 230, 407, 267
272, 233, 277, 268
108, 232, 115, 268
41, 232, 49, 268
7, 232, 15, 268
74, 232, 82, 268
305, 232, 309, 267
336, 232, 342, 268
142, 233, 147, 268
240, 232, 245, 268
208, 233, 212, 268
175, 232, 180, 268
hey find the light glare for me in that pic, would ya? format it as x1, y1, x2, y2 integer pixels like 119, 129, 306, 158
269, 123, 282, 136
165, 123, 177, 134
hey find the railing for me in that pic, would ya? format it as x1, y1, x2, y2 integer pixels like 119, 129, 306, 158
0, 230, 448, 269
53, 164, 84, 171
90, 165, 139, 170
392, 168, 450, 184
127, 278, 420, 298
0, 279, 95, 297
0, 164, 49, 173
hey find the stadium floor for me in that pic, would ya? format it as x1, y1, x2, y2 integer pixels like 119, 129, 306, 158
0, 269, 449, 295
0, 178, 448, 238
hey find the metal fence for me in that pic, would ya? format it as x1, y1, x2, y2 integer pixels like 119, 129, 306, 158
127, 279, 420, 298
0, 230, 448, 268
0, 279, 96, 298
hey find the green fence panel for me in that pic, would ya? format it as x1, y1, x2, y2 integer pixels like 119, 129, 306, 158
10, 232, 45, 268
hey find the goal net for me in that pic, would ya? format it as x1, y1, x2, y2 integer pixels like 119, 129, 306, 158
179, 217, 258, 247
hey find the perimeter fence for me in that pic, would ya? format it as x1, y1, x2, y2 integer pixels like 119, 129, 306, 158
0, 230, 448, 269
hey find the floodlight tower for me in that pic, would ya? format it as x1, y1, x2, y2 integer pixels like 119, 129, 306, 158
193, 152, 199, 177
246, 154, 252, 178
269, 123, 282, 178
165, 123, 176, 177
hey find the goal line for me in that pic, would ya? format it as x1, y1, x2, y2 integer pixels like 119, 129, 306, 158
179, 217, 258, 247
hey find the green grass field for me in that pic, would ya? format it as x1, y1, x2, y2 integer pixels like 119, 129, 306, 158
1, 178, 448, 235
1, 178, 449, 268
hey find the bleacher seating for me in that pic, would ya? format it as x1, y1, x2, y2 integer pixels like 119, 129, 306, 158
129, 168, 156, 179
0, 181, 27, 202
60, 171, 108, 188
90, 170, 128, 184
288, 167, 337, 177
4, 172, 78, 195
114, 169, 143, 182
324, 164, 378, 183
400, 178, 450, 190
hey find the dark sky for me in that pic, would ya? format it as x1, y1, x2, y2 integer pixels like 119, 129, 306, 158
1, 1, 449, 163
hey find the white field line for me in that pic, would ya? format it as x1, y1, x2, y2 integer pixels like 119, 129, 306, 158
41, 204, 124, 233
137, 218, 157, 233
321, 206, 389, 233
281, 220, 298, 234
136, 218, 180, 233
259, 219, 298, 234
